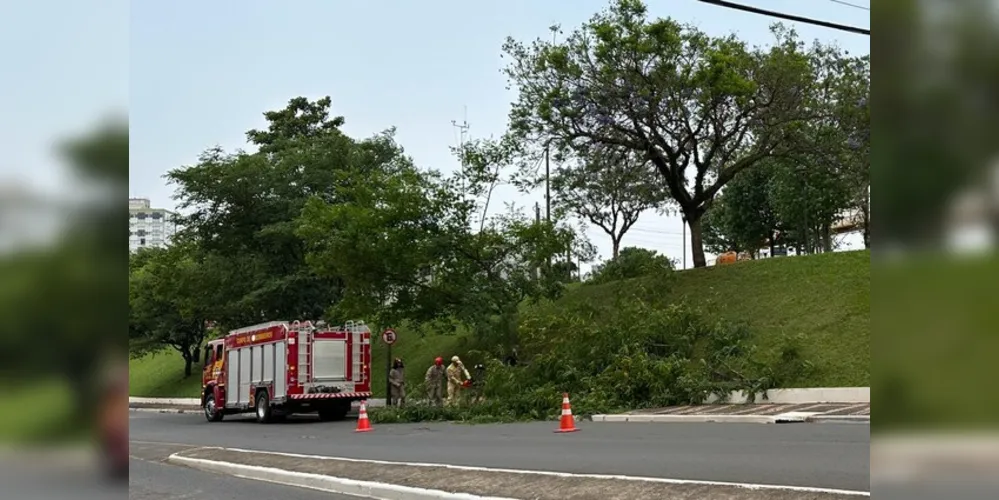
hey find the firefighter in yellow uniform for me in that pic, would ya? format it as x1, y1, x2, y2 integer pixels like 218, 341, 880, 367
446, 356, 470, 405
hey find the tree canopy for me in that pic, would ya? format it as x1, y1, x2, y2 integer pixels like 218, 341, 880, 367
500, 0, 864, 266
130, 96, 595, 370
129, 244, 213, 376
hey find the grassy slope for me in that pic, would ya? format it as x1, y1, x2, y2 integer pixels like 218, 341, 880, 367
0, 380, 76, 443
129, 350, 206, 398
130, 250, 870, 397
876, 252, 999, 428
548, 249, 870, 387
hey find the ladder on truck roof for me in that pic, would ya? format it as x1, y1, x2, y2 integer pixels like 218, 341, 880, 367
296, 324, 313, 385
343, 320, 370, 334
344, 321, 370, 384
228, 321, 289, 336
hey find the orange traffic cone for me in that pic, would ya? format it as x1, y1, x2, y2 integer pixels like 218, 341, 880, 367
555, 393, 579, 433
354, 400, 373, 433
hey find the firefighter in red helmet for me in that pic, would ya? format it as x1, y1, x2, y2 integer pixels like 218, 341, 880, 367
424, 356, 446, 406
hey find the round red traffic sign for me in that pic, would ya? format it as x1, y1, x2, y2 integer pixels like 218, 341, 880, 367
381, 329, 397, 345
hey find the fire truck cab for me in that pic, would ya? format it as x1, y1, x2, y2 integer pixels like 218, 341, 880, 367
201, 320, 372, 423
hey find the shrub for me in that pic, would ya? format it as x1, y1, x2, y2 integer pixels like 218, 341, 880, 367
369, 279, 811, 424
587, 247, 674, 285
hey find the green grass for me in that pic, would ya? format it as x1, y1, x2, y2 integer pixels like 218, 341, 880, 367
129, 350, 205, 398
0, 380, 78, 443
875, 251, 999, 429
549, 249, 870, 387
129, 250, 870, 397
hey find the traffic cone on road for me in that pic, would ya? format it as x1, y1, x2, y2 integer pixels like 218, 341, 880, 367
555, 393, 579, 433
354, 400, 373, 433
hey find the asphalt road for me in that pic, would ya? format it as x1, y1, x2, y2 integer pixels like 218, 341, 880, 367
0, 450, 125, 500
129, 454, 360, 499
130, 412, 870, 492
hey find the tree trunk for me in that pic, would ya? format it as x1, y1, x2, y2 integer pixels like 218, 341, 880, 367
822, 224, 833, 253
769, 230, 776, 257
182, 349, 194, 378
686, 215, 708, 268
862, 204, 871, 249
611, 236, 621, 260
64, 358, 98, 424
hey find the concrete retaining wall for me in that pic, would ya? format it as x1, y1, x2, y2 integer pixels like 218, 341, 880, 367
705, 387, 870, 404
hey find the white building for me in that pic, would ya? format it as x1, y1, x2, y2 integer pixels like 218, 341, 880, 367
129, 198, 177, 252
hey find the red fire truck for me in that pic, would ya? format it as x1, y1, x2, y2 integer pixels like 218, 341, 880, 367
201, 320, 372, 423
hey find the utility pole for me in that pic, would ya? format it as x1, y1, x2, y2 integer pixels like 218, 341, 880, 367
451, 106, 470, 195
544, 145, 554, 271
451, 106, 470, 148
544, 145, 551, 222
535, 202, 542, 280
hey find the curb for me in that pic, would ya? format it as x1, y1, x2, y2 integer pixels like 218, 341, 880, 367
589, 412, 863, 424
805, 415, 870, 423
168, 453, 515, 500
592, 414, 780, 424
130, 407, 199, 414
130, 397, 201, 406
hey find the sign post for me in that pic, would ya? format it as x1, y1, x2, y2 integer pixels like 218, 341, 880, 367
381, 328, 397, 405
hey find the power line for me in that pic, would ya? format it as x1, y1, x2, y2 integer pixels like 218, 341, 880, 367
828, 0, 870, 11
697, 0, 870, 36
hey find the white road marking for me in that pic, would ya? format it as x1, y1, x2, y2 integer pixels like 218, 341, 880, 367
170, 455, 514, 500
181, 446, 871, 496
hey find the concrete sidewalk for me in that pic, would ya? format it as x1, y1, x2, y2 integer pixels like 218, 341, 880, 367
169, 446, 869, 500
592, 403, 870, 424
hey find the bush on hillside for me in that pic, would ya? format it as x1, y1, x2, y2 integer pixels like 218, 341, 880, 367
587, 247, 674, 285
370, 279, 813, 424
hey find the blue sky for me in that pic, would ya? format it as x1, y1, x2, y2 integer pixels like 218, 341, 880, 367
125, 0, 869, 267
0, 0, 128, 194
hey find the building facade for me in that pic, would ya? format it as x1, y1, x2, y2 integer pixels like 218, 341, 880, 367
129, 198, 177, 252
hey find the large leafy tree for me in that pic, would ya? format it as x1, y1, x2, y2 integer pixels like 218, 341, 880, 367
702, 160, 782, 257
297, 139, 583, 342
165, 97, 373, 328
129, 245, 214, 377
501, 0, 840, 267
770, 159, 853, 255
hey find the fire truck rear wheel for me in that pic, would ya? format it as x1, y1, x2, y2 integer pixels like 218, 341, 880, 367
254, 390, 273, 423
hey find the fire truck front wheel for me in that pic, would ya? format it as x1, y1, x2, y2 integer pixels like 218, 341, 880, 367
203, 394, 224, 422
254, 390, 273, 423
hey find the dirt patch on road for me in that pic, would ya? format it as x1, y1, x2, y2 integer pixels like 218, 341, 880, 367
176, 447, 865, 500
